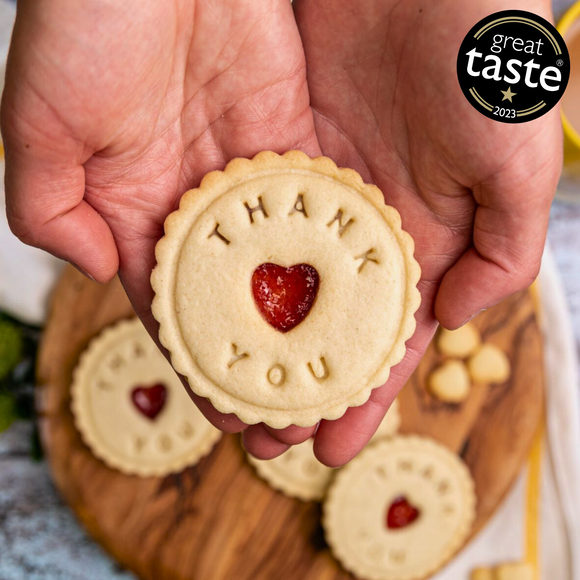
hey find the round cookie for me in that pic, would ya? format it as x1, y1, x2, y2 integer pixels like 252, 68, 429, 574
471, 569, 495, 580
71, 318, 222, 477
495, 563, 533, 580
248, 399, 401, 501
152, 151, 421, 429
248, 438, 330, 501
323, 436, 476, 580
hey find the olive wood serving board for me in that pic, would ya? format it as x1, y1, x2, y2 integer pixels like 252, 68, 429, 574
36, 266, 544, 580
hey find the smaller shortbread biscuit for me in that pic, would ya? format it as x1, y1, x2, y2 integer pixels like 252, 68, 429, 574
437, 323, 481, 358
468, 344, 511, 384
249, 438, 330, 501
323, 436, 476, 580
248, 399, 401, 501
495, 563, 534, 580
428, 360, 471, 403
71, 318, 222, 476
470, 568, 495, 580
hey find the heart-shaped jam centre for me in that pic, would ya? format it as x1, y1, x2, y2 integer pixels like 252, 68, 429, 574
251, 263, 319, 333
386, 496, 420, 530
130, 383, 167, 420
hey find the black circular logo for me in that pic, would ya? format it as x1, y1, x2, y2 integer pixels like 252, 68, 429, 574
457, 10, 569, 123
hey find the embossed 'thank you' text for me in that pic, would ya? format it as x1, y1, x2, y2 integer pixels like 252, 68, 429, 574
206, 192, 380, 388
207, 193, 379, 273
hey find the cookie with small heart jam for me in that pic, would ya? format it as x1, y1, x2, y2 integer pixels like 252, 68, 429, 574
71, 318, 221, 476
323, 436, 476, 580
152, 151, 421, 428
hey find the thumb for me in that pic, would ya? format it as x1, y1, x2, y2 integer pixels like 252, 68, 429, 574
435, 150, 559, 329
2, 101, 118, 283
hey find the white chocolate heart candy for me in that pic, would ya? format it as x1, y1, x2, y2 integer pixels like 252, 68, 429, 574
468, 344, 511, 384
437, 322, 481, 358
429, 360, 471, 403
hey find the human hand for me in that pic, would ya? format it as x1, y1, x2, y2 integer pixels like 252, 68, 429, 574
3, 0, 561, 468
2, 0, 323, 457
293, 0, 561, 464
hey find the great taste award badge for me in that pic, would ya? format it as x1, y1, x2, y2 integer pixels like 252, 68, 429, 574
457, 10, 569, 123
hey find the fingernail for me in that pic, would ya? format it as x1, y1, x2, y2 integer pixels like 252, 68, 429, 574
71, 262, 96, 282
460, 308, 485, 327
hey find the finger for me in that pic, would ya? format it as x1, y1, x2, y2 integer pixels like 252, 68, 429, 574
188, 390, 247, 434
243, 423, 290, 460
435, 123, 561, 329
313, 280, 438, 467
313, 387, 397, 467
264, 424, 317, 445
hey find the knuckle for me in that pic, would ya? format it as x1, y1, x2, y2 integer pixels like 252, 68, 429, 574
511, 258, 540, 290
7, 212, 42, 247
512, 154, 560, 202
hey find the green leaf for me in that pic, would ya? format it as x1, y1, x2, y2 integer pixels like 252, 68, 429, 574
0, 392, 16, 433
0, 319, 25, 382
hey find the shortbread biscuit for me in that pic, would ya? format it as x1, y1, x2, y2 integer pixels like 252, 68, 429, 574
71, 318, 222, 476
468, 344, 511, 384
428, 360, 471, 403
324, 436, 476, 580
471, 568, 495, 580
248, 399, 401, 501
437, 323, 481, 358
471, 563, 533, 580
495, 563, 533, 580
248, 438, 330, 501
152, 151, 421, 428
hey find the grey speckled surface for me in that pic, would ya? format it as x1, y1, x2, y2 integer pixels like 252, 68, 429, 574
1, 2, 580, 580
0, 440, 135, 580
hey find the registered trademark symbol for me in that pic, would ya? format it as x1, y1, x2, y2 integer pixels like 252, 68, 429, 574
557, 59, 564, 67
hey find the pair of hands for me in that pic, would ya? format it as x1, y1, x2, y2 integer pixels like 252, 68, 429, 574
2, 0, 561, 466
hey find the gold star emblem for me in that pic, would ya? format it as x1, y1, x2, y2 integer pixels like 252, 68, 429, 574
500, 87, 517, 103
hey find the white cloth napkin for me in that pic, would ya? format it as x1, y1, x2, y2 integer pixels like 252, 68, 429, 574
432, 248, 580, 580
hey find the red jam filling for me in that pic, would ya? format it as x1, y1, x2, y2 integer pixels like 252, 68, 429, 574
387, 496, 420, 529
131, 383, 167, 420
251, 263, 319, 333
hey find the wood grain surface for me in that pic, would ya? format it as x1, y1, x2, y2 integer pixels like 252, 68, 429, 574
36, 266, 544, 580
